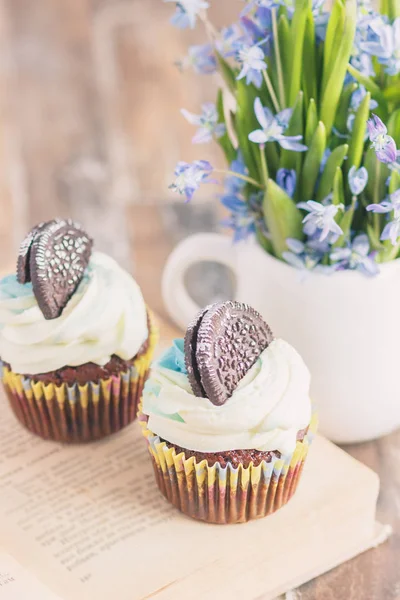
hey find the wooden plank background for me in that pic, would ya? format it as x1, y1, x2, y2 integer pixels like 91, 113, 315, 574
0, 0, 234, 271
1, 2, 399, 599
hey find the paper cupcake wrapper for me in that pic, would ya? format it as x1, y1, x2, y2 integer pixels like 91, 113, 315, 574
1, 314, 158, 443
139, 410, 318, 524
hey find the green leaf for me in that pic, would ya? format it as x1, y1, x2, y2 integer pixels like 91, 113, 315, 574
332, 167, 345, 206
278, 14, 291, 93
216, 89, 236, 165
383, 85, 400, 104
278, 4, 289, 18
255, 224, 273, 254
347, 91, 370, 170
334, 199, 356, 247
347, 65, 388, 116
367, 223, 383, 251
316, 41, 324, 89
364, 147, 389, 204
263, 178, 303, 258
322, 0, 345, 96
388, 109, 400, 146
216, 53, 236, 94
288, 0, 310, 106
378, 240, 400, 263
264, 143, 279, 178
387, 0, 400, 19
389, 170, 400, 194
235, 79, 261, 181
305, 99, 318, 146
266, 56, 280, 107
270, 8, 286, 108
301, 121, 326, 201
333, 82, 357, 142
316, 143, 348, 202
280, 91, 304, 172
380, 0, 389, 14
302, 10, 318, 107
320, 0, 357, 136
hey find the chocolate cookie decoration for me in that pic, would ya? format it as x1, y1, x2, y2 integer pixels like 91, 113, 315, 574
185, 301, 274, 405
17, 221, 51, 284
184, 304, 217, 397
29, 219, 93, 320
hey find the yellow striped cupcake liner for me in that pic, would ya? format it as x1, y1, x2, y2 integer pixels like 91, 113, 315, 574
1, 313, 158, 443
139, 410, 318, 524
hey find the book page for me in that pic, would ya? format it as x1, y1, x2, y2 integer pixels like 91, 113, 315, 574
1, 383, 266, 600
0, 384, 379, 600
0, 552, 62, 600
0, 390, 189, 600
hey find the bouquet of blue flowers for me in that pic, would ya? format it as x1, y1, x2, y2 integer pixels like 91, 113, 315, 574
167, 0, 400, 276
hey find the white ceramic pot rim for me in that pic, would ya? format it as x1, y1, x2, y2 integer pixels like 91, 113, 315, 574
246, 238, 400, 281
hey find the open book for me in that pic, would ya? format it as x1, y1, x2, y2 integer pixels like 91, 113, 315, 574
0, 380, 385, 600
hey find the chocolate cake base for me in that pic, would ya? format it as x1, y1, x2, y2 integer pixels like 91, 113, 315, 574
139, 410, 315, 524
23, 344, 148, 387
3, 316, 150, 387
1, 314, 157, 443
160, 427, 308, 468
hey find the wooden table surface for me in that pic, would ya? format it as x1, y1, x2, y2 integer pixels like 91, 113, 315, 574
132, 209, 400, 600
153, 276, 400, 600
0, 1, 397, 598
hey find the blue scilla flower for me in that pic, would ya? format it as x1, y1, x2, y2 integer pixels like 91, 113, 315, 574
215, 25, 243, 58
178, 44, 217, 74
350, 85, 378, 112
165, 0, 209, 29
276, 168, 297, 198
221, 195, 257, 242
330, 234, 379, 276
367, 190, 400, 246
234, 41, 268, 88
320, 149, 332, 172
349, 8, 382, 78
367, 114, 399, 165
298, 200, 344, 243
245, 0, 324, 16
243, 0, 280, 10
181, 103, 226, 144
170, 160, 214, 201
282, 238, 331, 272
224, 154, 248, 194
348, 166, 368, 196
350, 51, 375, 78
240, 16, 270, 51
248, 98, 307, 151
361, 18, 400, 76
315, 12, 330, 42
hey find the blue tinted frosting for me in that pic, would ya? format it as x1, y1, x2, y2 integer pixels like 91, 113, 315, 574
0, 275, 33, 299
156, 338, 187, 374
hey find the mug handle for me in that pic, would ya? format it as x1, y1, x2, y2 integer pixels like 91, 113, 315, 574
162, 233, 238, 331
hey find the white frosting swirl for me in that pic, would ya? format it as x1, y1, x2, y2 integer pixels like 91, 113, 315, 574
0, 252, 148, 374
143, 339, 312, 456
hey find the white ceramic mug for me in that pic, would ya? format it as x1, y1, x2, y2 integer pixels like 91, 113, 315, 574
162, 232, 400, 444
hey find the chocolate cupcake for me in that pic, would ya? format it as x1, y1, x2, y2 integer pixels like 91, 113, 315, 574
0, 219, 158, 442
140, 301, 316, 524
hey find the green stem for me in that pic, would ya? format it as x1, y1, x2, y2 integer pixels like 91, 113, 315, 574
383, 242, 400, 262
271, 9, 286, 108
199, 11, 218, 41
215, 169, 264, 189
373, 160, 381, 239
390, 163, 400, 175
262, 70, 281, 113
259, 145, 269, 186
